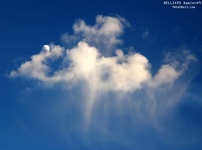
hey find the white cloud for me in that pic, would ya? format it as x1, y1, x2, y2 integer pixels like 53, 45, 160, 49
148, 65, 180, 88
61, 15, 130, 55
10, 41, 195, 91
10, 44, 64, 82
9, 15, 197, 127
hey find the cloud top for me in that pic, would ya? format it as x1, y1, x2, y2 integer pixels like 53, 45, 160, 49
61, 15, 130, 55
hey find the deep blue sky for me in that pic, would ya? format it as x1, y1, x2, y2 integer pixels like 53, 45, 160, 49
1, 0, 202, 150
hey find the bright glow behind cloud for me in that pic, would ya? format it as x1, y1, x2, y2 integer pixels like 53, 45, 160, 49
10, 15, 196, 126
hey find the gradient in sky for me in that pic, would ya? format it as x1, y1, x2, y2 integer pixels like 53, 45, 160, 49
1, 0, 202, 150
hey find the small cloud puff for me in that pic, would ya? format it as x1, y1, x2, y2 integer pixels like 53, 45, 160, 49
61, 15, 130, 55
142, 31, 149, 39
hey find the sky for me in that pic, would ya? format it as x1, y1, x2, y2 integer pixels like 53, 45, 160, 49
1, 0, 202, 150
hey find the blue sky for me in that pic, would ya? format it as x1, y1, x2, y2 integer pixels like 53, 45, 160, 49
1, 0, 202, 149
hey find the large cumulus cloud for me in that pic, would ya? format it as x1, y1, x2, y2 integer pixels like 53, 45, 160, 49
9, 15, 196, 126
